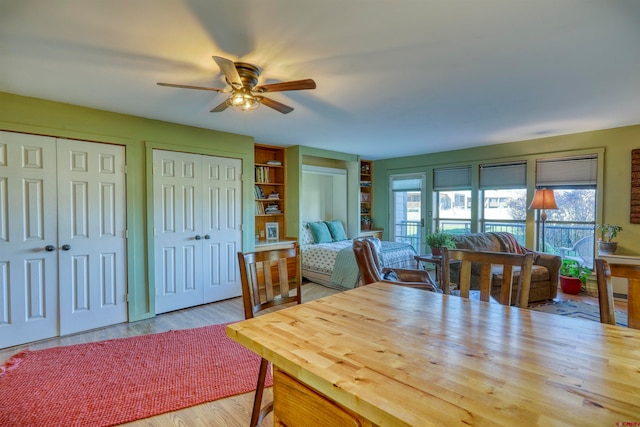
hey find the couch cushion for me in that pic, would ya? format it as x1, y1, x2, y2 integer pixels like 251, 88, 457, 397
453, 233, 502, 252
492, 264, 550, 284
492, 265, 553, 304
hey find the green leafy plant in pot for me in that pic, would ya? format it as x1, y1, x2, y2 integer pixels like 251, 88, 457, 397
559, 259, 592, 294
425, 229, 455, 256
596, 223, 623, 255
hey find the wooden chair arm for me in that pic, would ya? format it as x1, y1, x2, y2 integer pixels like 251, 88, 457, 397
382, 268, 441, 293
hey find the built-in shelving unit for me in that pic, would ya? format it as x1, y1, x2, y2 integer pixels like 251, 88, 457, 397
360, 159, 383, 237
255, 144, 287, 245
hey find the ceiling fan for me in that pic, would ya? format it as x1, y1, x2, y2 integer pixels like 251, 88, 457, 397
157, 56, 316, 114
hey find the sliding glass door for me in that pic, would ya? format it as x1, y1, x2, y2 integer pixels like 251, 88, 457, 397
390, 173, 425, 253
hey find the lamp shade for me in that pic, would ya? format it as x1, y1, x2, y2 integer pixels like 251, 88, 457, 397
528, 188, 558, 210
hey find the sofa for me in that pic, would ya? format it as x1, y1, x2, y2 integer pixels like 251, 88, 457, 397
449, 232, 561, 304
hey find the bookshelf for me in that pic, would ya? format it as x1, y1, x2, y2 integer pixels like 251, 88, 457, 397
255, 144, 286, 244
360, 159, 372, 227
360, 159, 383, 237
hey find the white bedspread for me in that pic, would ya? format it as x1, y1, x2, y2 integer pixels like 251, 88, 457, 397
301, 240, 417, 289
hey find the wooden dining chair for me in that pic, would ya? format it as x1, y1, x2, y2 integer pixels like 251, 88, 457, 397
352, 237, 439, 292
441, 248, 534, 308
237, 243, 302, 427
594, 258, 640, 329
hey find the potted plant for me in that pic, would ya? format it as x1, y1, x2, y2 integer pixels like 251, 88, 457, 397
361, 215, 372, 230
597, 223, 623, 255
558, 259, 592, 294
424, 229, 456, 256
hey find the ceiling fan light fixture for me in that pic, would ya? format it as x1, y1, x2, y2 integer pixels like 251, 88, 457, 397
226, 89, 260, 112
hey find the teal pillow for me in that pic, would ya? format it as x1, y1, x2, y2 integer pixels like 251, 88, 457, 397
308, 221, 332, 244
325, 220, 347, 242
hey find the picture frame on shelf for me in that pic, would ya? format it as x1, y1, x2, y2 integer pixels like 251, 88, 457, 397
266, 222, 279, 241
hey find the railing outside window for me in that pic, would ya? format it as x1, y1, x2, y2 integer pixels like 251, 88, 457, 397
402, 219, 594, 261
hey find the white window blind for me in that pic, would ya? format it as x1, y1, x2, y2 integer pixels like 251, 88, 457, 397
480, 162, 526, 189
536, 155, 598, 187
433, 166, 471, 190
391, 175, 422, 192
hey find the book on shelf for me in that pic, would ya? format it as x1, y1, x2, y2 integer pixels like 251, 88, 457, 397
266, 160, 282, 166
264, 203, 281, 214
255, 166, 270, 183
255, 185, 265, 199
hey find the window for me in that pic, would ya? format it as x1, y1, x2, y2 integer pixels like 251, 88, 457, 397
480, 162, 527, 245
433, 167, 471, 234
535, 156, 598, 267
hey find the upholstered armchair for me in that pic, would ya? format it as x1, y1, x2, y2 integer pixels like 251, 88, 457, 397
353, 237, 440, 292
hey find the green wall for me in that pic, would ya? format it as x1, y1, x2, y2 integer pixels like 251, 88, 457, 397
0, 92, 256, 321
373, 125, 640, 256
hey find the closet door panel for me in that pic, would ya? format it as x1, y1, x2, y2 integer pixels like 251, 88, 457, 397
153, 150, 204, 314
57, 139, 127, 335
202, 156, 242, 302
0, 131, 58, 349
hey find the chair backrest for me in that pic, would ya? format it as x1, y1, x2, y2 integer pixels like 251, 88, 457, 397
594, 258, 640, 329
237, 244, 301, 320
353, 237, 384, 285
575, 235, 595, 266
441, 248, 534, 308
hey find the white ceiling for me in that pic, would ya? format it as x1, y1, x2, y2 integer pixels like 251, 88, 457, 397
2, 1, 640, 160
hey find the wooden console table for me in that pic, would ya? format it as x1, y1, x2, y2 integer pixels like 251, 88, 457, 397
227, 282, 640, 426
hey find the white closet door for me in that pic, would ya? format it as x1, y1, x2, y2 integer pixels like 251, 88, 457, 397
0, 131, 59, 348
202, 155, 242, 302
154, 150, 204, 314
153, 150, 242, 314
57, 139, 127, 335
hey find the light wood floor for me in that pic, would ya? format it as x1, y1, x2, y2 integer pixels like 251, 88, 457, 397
0, 283, 627, 427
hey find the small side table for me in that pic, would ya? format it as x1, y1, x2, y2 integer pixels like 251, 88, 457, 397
414, 254, 458, 294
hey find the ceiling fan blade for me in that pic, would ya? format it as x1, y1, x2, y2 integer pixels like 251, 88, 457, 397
254, 79, 316, 93
212, 56, 243, 88
157, 82, 225, 92
259, 97, 294, 114
210, 99, 229, 113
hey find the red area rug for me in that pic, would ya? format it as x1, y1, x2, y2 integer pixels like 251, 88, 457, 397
0, 323, 271, 426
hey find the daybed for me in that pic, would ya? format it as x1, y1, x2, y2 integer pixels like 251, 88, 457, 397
450, 231, 561, 304
301, 221, 417, 289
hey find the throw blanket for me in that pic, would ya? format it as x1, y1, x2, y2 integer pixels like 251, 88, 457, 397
490, 232, 525, 254
330, 246, 360, 289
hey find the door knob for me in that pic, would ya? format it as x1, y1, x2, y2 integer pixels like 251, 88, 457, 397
45, 245, 56, 252
61, 244, 71, 251
195, 235, 202, 240
204, 234, 211, 240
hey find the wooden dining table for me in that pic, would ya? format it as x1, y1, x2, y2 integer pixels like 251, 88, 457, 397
226, 282, 640, 426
